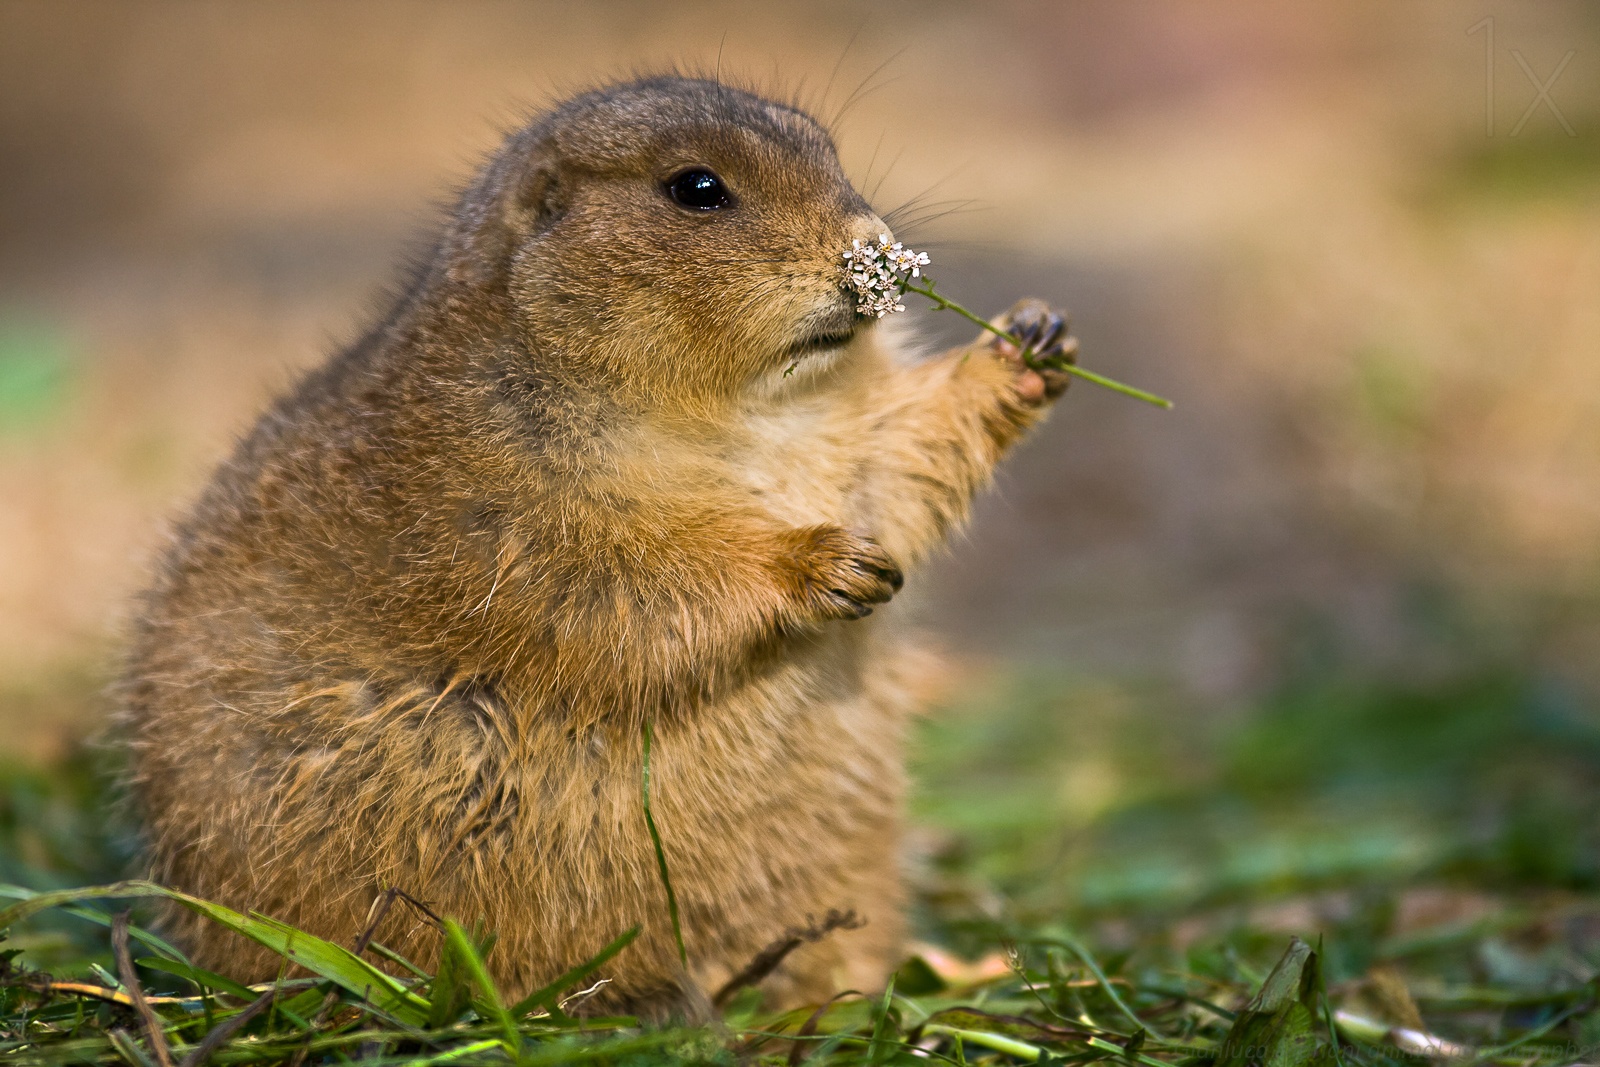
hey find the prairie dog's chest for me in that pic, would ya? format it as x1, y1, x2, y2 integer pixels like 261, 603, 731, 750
722, 399, 866, 526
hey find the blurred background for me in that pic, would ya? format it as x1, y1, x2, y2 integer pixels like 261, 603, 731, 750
2, 1, 1599, 945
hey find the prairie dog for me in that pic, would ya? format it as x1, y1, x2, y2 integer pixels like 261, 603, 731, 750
117, 75, 1074, 1015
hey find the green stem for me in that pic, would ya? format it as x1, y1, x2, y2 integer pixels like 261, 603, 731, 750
900, 280, 1173, 409
921, 1025, 1172, 1067
641, 720, 688, 971
922, 1024, 1043, 1062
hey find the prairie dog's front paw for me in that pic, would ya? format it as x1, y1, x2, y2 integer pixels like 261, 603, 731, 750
785, 526, 903, 621
983, 298, 1078, 407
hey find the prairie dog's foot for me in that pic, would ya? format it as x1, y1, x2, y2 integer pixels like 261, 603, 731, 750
984, 298, 1077, 406
786, 526, 904, 621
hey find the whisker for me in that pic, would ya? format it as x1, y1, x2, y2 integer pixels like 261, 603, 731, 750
714, 37, 731, 121
913, 237, 1013, 256
820, 21, 871, 132
829, 47, 907, 130
884, 196, 980, 226
884, 204, 987, 242
867, 147, 906, 207
859, 129, 888, 197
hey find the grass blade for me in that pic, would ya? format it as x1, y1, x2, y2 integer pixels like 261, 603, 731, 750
508, 925, 639, 1019
172, 896, 430, 1027
642, 719, 687, 970
441, 919, 518, 1050
426, 926, 471, 1030
0, 887, 192, 962
0, 880, 431, 1027
1045, 933, 1153, 1036
136, 958, 258, 1003
0, 880, 172, 930
396, 1037, 505, 1067
867, 976, 897, 1066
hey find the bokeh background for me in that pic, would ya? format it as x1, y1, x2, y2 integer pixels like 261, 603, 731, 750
2, 0, 1599, 945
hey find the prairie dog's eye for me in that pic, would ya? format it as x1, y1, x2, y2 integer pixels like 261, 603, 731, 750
665, 168, 734, 211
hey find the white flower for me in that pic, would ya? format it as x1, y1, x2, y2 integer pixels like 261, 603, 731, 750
841, 234, 930, 318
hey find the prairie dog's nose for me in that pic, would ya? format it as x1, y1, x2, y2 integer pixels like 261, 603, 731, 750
847, 214, 893, 248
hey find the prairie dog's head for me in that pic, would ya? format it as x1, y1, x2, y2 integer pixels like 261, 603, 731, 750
442, 76, 889, 408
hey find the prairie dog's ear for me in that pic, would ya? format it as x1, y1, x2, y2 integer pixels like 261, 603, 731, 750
442, 141, 561, 288
512, 154, 567, 234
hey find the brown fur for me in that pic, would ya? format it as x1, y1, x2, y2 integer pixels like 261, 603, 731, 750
114, 76, 1072, 1017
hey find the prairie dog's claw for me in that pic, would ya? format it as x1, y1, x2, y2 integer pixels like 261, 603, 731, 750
789, 526, 903, 622
988, 298, 1077, 404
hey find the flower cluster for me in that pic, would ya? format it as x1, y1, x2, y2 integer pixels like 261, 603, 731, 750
842, 235, 931, 318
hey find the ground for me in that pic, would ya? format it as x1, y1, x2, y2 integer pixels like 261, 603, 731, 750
2, 660, 1598, 1064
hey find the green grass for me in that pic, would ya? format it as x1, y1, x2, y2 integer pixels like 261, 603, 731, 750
3, 662, 1599, 1065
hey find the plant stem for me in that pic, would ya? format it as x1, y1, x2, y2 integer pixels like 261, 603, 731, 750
641, 719, 688, 970
922, 1024, 1044, 1062
922, 1025, 1171, 1067
900, 280, 1173, 409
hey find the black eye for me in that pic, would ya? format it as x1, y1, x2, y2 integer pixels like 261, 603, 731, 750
665, 168, 734, 211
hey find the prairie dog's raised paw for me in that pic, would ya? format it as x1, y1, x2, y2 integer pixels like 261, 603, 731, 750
785, 525, 903, 622
985, 298, 1078, 406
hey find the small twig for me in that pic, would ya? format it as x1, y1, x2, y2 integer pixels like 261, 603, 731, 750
557, 978, 612, 1014
20, 976, 200, 1008
393, 888, 446, 928
354, 888, 403, 957
360, 885, 446, 945
112, 910, 174, 1067
787, 990, 866, 1067
34, 978, 227, 1012
641, 719, 688, 970
30, 980, 132, 1006
177, 989, 277, 1067
713, 910, 864, 1008
1004, 941, 1069, 1027
289, 885, 429, 1067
